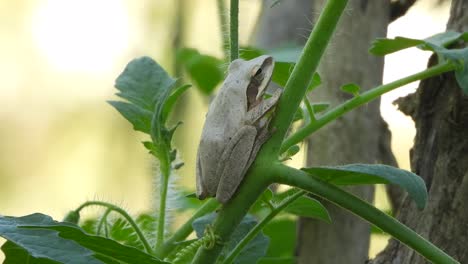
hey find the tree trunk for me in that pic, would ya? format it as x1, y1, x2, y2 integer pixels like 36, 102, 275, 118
253, 1, 395, 263
370, 1, 468, 263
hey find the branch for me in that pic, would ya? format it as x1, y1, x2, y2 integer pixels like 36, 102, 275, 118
280, 61, 457, 153
260, 0, 349, 159
272, 164, 459, 264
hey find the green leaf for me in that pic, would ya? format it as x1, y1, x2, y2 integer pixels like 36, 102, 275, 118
135, 213, 157, 236
161, 84, 191, 123
279, 145, 301, 162
284, 196, 330, 222
79, 213, 157, 252
0, 213, 167, 264
271, 62, 294, 88
302, 164, 428, 209
80, 219, 98, 235
2, 241, 59, 264
284, 145, 300, 158
150, 77, 174, 144
340, 83, 360, 96
177, 194, 205, 211
193, 213, 269, 264
273, 189, 331, 222
108, 218, 142, 250
108, 101, 152, 134
0, 214, 101, 264
423, 43, 468, 94
369, 37, 423, 56
422, 31, 468, 49
369, 31, 468, 56
177, 48, 224, 95
110, 56, 190, 158
262, 219, 296, 259
115, 56, 176, 111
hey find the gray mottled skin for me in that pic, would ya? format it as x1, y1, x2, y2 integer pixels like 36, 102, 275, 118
196, 55, 280, 204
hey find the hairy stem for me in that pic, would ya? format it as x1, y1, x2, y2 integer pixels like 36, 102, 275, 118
96, 208, 112, 237
217, 0, 230, 60
76, 201, 153, 254
156, 152, 171, 249
155, 199, 219, 258
281, 60, 457, 152
222, 189, 306, 264
230, 0, 239, 61
273, 165, 459, 264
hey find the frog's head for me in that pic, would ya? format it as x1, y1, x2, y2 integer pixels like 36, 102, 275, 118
241, 55, 275, 110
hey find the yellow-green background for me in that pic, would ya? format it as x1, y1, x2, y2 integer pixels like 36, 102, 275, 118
0, 0, 450, 260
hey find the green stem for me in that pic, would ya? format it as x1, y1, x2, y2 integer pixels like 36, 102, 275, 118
260, 0, 348, 159
191, 1, 348, 263
156, 153, 171, 249
191, 169, 271, 264
217, 0, 229, 60
273, 165, 460, 264
76, 200, 153, 254
222, 189, 305, 264
154, 199, 219, 258
172, 0, 185, 77
281, 60, 457, 153
96, 208, 112, 237
230, 0, 239, 61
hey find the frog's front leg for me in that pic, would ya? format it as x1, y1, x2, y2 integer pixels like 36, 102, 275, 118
215, 126, 258, 204
245, 89, 281, 125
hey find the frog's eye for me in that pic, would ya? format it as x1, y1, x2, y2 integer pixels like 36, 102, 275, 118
251, 66, 264, 80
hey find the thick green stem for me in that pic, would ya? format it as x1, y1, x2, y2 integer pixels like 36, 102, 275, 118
191, 168, 272, 264
281, 61, 457, 152
154, 199, 219, 258
217, 0, 229, 60
273, 165, 459, 264
260, 0, 348, 159
191, 1, 348, 263
229, 0, 239, 61
156, 153, 171, 249
222, 190, 306, 264
76, 201, 153, 254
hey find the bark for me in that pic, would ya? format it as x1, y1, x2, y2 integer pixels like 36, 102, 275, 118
369, 1, 468, 263
253, 1, 396, 263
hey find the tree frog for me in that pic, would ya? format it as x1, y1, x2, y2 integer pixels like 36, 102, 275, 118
196, 55, 281, 204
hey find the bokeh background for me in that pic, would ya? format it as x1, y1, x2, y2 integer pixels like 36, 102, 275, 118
0, 0, 450, 260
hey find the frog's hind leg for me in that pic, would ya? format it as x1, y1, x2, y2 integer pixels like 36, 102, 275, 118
215, 126, 257, 204
243, 124, 271, 177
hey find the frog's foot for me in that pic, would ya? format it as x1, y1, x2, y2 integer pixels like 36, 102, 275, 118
245, 89, 281, 125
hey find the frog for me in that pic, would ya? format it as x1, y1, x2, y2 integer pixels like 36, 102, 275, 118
196, 55, 281, 204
